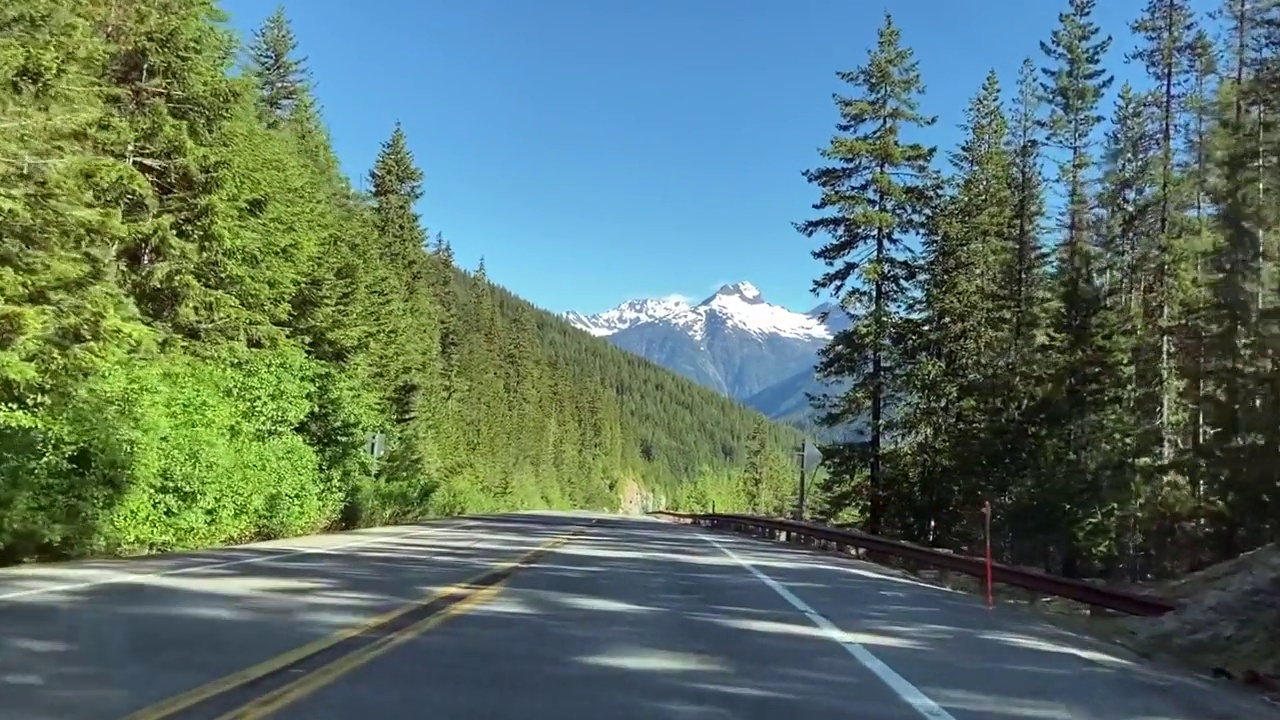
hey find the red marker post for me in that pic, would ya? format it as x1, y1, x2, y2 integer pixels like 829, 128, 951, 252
982, 500, 993, 609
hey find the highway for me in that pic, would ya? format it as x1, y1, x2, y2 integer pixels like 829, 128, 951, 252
1, 512, 1275, 720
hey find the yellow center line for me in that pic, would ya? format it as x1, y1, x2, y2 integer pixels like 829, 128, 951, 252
122, 527, 583, 720
214, 548, 562, 719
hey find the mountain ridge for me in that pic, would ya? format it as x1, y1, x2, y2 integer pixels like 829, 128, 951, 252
566, 283, 837, 340
564, 283, 848, 429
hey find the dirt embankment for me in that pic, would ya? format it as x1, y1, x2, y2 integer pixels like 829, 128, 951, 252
616, 477, 661, 515
915, 543, 1280, 701
1099, 544, 1280, 687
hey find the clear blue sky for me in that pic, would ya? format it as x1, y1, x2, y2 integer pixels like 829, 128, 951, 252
218, 0, 1216, 315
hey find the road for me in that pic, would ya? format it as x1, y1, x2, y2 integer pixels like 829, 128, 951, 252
0, 512, 1275, 720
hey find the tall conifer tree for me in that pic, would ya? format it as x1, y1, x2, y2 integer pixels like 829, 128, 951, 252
796, 13, 940, 533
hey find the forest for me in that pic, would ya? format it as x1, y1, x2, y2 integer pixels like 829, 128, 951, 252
0, 1, 804, 564
801, 0, 1279, 580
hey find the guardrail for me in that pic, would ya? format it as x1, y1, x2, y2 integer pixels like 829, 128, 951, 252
652, 511, 1177, 618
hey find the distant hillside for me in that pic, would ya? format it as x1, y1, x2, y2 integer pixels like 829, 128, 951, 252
564, 286, 872, 439
742, 368, 867, 443
483, 277, 805, 499
744, 367, 830, 427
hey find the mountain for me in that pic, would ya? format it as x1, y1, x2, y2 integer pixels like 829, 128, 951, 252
562, 296, 689, 337
806, 301, 853, 335
742, 366, 883, 443
743, 366, 832, 426
565, 282, 849, 428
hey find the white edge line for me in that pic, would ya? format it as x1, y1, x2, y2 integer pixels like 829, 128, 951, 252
0, 520, 479, 601
701, 533, 958, 720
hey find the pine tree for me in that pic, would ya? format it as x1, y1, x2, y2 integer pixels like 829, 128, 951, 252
796, 13, 940, 534
1096, 83, 1162, 571
903, 70, 1015, 544
95, 0, 245, 339
1202, 0, 1280, 556
741, 421, 770, 513
1128, 0, 1200, 463
369, 124, 429, 267
365, 124, 441, 495
1038, 0, 1117, 576
1178, 29, 1218, 499
247, 6, 310, 127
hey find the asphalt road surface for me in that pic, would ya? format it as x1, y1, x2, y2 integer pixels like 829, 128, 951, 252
1, 512, 1275, 720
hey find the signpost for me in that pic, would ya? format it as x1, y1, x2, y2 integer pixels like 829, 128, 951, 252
982, 500, 994, 609
365, 432, 387, 460
795, 440, 824, 521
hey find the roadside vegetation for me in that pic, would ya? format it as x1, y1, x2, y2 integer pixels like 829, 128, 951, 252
0, 2, 803, 564
803, 0, 1278, 584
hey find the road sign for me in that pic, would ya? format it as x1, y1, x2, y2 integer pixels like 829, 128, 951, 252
795, 439, 825, 522
801, 439, 824, 475
365, 432, 387, 459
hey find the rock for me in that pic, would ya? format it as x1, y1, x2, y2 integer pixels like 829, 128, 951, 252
1118, 543, 1280, 678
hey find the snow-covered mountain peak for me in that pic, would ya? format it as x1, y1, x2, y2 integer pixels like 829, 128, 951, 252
566, 281, 832, 342
566, 281, 845, 408
562, 296, 688, 336
805, 300, 853, 334
692, 295, 829, 341
702, 281, 764, 306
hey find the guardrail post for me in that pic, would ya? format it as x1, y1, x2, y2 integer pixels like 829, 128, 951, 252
935, 548, 951, 586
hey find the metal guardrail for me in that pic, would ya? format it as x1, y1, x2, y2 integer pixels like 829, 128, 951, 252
652, 511, 1177, 617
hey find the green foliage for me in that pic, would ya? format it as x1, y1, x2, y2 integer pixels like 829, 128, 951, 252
804, 0, 1278, 578
246, 5, 309, 126
0, 2, 802, 564
795, 12, 941, 534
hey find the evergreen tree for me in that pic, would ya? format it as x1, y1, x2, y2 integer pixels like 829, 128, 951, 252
796, 13, 940, 535
1038, 0, 1118, 575
1177, 29, 1219, 503
1096, 83, 1162, 570
364, 123, 441, 495
1202, 0, 1279, 557
1128, 0, 1201, 463
740, 421, 771, 514
247, 6, 310, 127
902, 70, 1015, 544
983, 58, 1057, 554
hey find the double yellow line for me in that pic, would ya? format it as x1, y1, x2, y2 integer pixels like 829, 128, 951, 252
123, 529, 582, 720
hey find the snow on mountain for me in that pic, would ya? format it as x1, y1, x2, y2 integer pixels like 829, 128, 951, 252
806, 300, 853, 334
661, 282, 831, 342
565, 282, 829, 342
562, 296, 689, 337
565, 282, 851, 424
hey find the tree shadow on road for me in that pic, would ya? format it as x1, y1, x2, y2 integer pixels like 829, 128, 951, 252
0, 515, 575, 720
0, 513, 1275, 720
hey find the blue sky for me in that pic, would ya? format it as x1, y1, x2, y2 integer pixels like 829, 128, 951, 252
218, 0, 1216, 315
